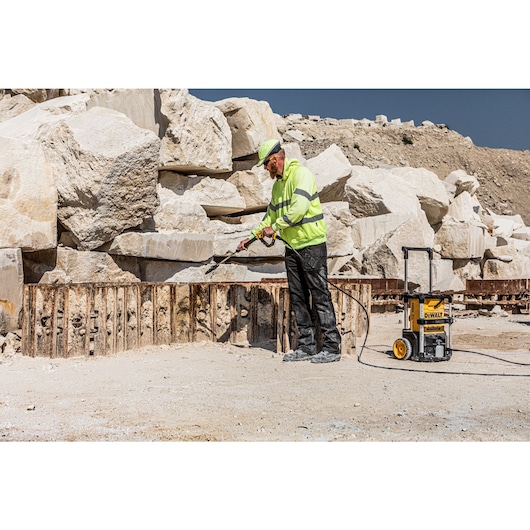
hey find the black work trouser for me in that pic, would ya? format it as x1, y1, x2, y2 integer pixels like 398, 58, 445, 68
284, 242, 341, 355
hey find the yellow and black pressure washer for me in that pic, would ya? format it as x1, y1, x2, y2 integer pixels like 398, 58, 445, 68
393, 247, 453, 362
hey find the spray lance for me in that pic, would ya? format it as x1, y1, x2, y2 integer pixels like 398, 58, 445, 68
205, 231, 278, 275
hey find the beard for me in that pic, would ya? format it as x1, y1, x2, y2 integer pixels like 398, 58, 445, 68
267, 159, 280, 178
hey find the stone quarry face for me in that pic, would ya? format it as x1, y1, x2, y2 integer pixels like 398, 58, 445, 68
3, 89, 530, 336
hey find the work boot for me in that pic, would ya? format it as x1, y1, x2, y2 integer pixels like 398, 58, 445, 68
283, 349, 315, 362
310, 351, 341, 364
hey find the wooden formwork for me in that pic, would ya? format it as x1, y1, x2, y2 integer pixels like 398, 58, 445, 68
21, 281, 371, 358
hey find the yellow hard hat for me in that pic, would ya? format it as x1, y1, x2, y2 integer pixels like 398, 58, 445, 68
257, 139, 281, 166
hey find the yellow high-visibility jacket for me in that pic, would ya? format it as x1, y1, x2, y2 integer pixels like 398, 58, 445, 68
251, 158, 327, 250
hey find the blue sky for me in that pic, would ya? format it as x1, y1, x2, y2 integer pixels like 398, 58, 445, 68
189, 89, 530, 151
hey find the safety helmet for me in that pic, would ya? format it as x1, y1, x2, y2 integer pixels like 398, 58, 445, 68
257, 139, 281, 166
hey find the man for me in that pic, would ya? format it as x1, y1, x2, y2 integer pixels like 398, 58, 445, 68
237, 139, 342, 363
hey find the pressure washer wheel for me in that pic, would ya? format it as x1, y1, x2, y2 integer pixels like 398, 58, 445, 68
393, 337, 412, 360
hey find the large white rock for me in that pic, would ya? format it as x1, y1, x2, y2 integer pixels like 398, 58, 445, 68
361, 214, 435, 287
445, 169, 480, 198
0, 136, 57, 250
434, 219, 485, 259
0, 94, 35, 124
351, 212, 417, 249
388, 167, 449, 225
0, 94, 91, 140
447, 191, 483, 223
215, 97, 280, 159
185, 177, 246, 216
344, 166, 423, 219
159, 89, 232, 173
0, 248, 23, 333
431, 259, 465, 292
452, 259, 483, 284
483, 255, 530, 279
156, 172, 245, 217
488, 212, 525, 239
227, 169, 273, 213
148, 172, 210, 232
87, 89, 160, 135
43, 107, 161, 250
105, 231, 214, 262
322, 202, 357, 257
306, 144, 352, 201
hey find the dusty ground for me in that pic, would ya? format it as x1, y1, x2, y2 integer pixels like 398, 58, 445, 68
2, 309, 530, 442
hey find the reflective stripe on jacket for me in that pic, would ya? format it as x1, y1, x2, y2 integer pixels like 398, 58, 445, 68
252, 158, 327, 250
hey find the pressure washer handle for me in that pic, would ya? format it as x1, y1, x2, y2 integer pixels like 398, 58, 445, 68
402, 246, 433, 294
243, 235, 257, 249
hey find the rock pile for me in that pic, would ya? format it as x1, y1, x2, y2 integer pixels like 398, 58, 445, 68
2, 88, 530, 333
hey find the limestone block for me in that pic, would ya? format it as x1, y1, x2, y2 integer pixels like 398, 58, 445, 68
489, 212, 525, 238
329, 251, 364, 276
215, 97, 280, 159
351, 212, 417, 249
0, 94, 91, 140
452, 259, 483, 283
389, 167, 449, 225
0, 94, 35, 124
508, 238, 530, 256
87, 89, 160, 135
0, 137, 57, 250
158, 173, 245, 217
146, 171, 210, 232
22, 248, 140, 284
105, 231, 214, 262
322, 204, 356, 258
227, 169, 273, 213
0, 248, 23, 333
444, 169, 479, 197
43, 106, 161, 250
485, 244, 520, 261
511, 227, 530, 241
306, 144, 352, 202
344, 166, 423, 219
483, 255, 530, 279
434, 219, 485, 259
361, 216, 435, 288
431, 259, 465, 292
447, 191, 483, 223
150, 190, 209, 232
159, 89, 232, 173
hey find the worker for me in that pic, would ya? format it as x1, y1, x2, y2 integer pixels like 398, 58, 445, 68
237, 139, 342, 363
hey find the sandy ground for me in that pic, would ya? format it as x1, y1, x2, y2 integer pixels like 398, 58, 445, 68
2, 309, 530, 443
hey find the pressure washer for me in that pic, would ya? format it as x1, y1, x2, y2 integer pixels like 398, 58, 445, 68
392, 247, 453, 362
